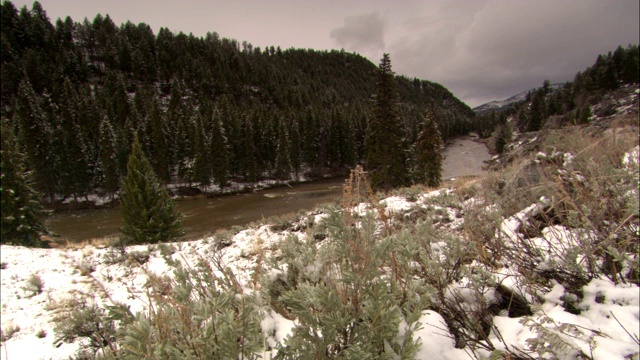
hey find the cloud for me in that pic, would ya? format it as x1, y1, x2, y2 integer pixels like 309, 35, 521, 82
330, 12, 385, 53
386, 0, 640, 107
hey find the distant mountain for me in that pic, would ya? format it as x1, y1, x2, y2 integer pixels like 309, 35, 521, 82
474, 83, 563, 114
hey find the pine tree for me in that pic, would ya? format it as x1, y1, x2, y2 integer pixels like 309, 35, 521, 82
413, 111, 443, 187
239, 117, 258, 182
192, 114, 211, 187
57, 78, 92, 200
274, 116, 292, 180
98, 115, 119, 198
147, 97, 170, 183
365, 54, 408, 191
289, 117, 301, 177
119, 135, 183, 244
210, 111, 229, 188
526, 89, 546, 132
495, 120, 512, 155
14, 78, 57, 201
1, 123, 47, 246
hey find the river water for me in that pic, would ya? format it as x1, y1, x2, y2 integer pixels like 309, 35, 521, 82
46, 178, 345, 243
47, 137, 491, 243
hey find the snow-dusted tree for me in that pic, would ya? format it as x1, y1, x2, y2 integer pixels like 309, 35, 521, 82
57, 78, 92, 200
119, 135, 183, 244
238, 116, 258, 182
147, 97, 170, 183
98, 115, 119, 197
413, 110, 443, 187
14, 78, 57, 201
365, 53, 409, 191
274, 116, 292, 180
210, 110, 229, 187
1, 123, 47, 246
192, 114, 211, 187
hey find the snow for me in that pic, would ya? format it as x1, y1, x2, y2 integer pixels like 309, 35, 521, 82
2, 181, 638, 359
381, 196, 413, 214
414, 310, 468, 360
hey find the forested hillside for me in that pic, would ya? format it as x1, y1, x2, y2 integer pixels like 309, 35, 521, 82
473, 44, 639, 139
0, 1, 475, 204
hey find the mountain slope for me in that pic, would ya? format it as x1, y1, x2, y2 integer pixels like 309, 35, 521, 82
0, 1, 477, 204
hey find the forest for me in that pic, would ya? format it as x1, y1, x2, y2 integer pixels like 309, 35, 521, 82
1, 1, 478, 204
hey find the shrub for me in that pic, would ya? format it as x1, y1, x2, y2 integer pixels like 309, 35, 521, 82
25, 273, 44, 297
53, 300, 117, 357
114, 261, 263, 359
1, 324, 20, 342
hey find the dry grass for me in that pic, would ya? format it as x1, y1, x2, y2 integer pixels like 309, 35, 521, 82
59, 236, 118, 250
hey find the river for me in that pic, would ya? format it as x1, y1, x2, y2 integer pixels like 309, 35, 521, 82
46, 137, 491, 243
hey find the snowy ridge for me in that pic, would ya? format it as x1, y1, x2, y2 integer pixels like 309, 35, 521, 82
474, 83, 563, 114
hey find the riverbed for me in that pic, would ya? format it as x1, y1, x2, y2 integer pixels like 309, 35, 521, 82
441, 137, 492, 180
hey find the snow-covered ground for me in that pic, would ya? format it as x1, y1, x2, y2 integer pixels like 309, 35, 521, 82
2, 183, 638, 359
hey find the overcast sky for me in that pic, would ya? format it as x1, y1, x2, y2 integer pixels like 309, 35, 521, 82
11, 0, 640, 107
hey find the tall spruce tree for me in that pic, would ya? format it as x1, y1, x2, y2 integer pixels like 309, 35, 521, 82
14, 78, 57, 201
274, 116, 292, 180
98, 115, 119, 197
413, 111, 443, 187
210, 112, 229, 188
365, 53, 408, 191
119, 135, 183, 244
1, 123, 47, 246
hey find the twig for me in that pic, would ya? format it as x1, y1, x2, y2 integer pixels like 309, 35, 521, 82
610, 311, 640, 345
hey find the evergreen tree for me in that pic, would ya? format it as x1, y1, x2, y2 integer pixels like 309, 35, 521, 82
413, 111, 443, 187
57, 78, 92, 200
1, 122, 47, 246
526, 89, 546, 132
578, 105, 592, 124
239, 117, 257, 182
365, 54, 409, 191
147, 97, 170, 183
98, 115, 119, 197
119, 135, 183, 244
192, 114, 211, 187
210, 111, 229, 188
14, 78, 57, 201
302, 109, 319, 166
495, 119, 512, 155
274, 116, 292, 180
289, 117, 301, 177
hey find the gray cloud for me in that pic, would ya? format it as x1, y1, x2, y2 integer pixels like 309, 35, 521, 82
388, 0, 640, 107
330, 12, 385, 53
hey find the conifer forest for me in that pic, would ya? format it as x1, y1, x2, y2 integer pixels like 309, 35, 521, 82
1, 1, 479, 205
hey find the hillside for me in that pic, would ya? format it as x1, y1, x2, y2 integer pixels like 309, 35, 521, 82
473, 83, 563, 114
0, 1, 475, 208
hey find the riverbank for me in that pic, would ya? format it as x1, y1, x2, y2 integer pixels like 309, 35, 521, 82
46, 167, 350, 213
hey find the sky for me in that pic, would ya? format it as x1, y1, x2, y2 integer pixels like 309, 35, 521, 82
10, 0, 640, 107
